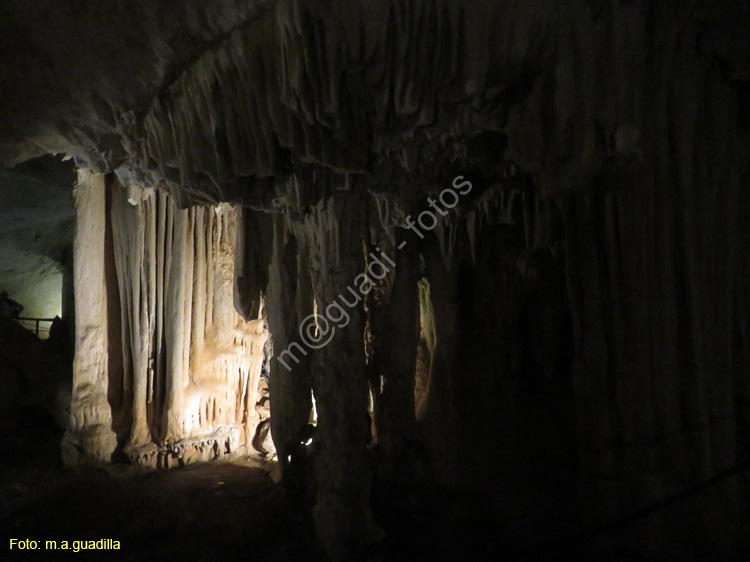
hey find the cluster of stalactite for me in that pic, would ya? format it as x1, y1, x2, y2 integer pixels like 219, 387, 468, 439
115, 0, 555, 205
64, 173, 270, 469
224, 4, 748, 559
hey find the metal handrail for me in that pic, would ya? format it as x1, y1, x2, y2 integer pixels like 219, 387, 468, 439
12, 316, 57, 338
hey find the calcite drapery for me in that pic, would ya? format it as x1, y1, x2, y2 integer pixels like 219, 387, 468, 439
66, 176, 269, 468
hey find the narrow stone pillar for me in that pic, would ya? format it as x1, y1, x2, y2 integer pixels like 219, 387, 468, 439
370, 230, 420, 475
420, 233, 460, 480
296, 190, 371, 561
162, 206, 193, 441
266, 215, 313, 478
61, 170, 118, 466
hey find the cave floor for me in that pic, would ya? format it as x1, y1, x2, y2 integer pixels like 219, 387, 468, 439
2, 460, 318, 562
0, 409, 321, 562
0, 410, 643, 562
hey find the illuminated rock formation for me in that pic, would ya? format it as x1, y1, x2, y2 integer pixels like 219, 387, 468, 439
65, 174, 269, 469
62, 170, 118, 465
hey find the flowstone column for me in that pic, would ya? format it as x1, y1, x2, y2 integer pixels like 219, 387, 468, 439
61, 170, 118, 466
369, 230, 421, 475
295, 190, 371, 561
266, 215, 313, 478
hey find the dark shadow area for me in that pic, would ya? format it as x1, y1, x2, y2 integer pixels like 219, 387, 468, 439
1, 461, 321, 562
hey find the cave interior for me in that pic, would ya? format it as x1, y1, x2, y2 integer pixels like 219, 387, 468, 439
0, 1, 749, 561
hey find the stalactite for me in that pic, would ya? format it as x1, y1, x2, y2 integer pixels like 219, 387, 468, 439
117, 0, 558, 205
233, 207, 274, 321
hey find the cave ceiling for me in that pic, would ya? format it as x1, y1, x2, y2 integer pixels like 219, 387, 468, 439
0, 1, 748, 211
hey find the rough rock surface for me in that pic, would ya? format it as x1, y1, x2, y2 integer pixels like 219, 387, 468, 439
0, 156, 75, 320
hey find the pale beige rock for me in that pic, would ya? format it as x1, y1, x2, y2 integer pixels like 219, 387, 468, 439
66, 178, 270, 467
62, 170, 118, 466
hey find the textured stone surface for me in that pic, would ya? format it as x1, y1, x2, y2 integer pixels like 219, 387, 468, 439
65, 176, 271, 468
62, 170, 118, 466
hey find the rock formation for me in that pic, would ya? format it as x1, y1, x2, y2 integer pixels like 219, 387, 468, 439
64, 171, 269, 468
1, 1, 749, 560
